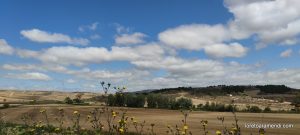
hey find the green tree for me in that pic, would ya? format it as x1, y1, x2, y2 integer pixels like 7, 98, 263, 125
64, 97, 73, 104
107, 94, 115, 106
125, 94, 145, 107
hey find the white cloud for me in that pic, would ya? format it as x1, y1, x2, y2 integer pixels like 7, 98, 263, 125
0, 39, 14, 55
17, 43, 164, 66
115, 32, 147, 45
16, 49, 39, 58
114, 23, 131, 34
5, 72, 52, 81
79, 22, 99, 32
20, 29, 90, 45
158, 24, 248, 58
66, 79, 76, 83
159, 24, 229, 50
2, 64, 38, 71
225, 0, 300, 48
280, 49, 293, 58
204, 43, 248, 58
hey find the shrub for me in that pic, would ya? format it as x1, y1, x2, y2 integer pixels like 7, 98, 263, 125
64, 97, 73, 104
125, 94, 145, 108
115, 93, 125, 106
264, 106, 272, 113
249, 106, 262, 113
173, 98, 193, 110
107, 94, 115, 106
3, 103, 9, 108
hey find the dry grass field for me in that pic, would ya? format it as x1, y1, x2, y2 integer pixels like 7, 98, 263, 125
1, 105, 299, 135
0, 90, 100, 103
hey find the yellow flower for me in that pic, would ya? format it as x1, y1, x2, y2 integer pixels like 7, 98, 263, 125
133, 120, 137, 123
183, 125, 188, 130
112, 111, 117, 117
73, 110, 79, 114
216, 130, 222, 135
181, 131, 186, 135
119, 128, 124, 133
232, 127, 237, 131
55, 128, 60, 131
39, 109, 45, 113
87, 115, 91, 119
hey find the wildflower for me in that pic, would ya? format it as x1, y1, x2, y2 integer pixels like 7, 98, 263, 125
183, 125, 188, 130
73, 110, 79, 115
87, 115, 91, 119
112, 111, 117, 117
30, 129, 35, 132
167, 125, 171, 128
39, 109, 45, 113
216, 130, 222, 135
232, 127, 237, 131
201, 120, 208, 127
119, 127, 124, 133
133, 120, 137, 124
181, 131, 186, 135
55, 128, 60, 132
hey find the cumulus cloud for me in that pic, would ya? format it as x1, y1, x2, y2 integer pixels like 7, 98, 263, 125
225, 0, 300, 48
115, 32, 147, 45
204, 43, 248, 58
158, 24, 248, 58
280, 49, 293, 58
0, 39, 14, 55
78, 22, 99, 32
159, 24, 229, 50
5, 72, 52, 81
20, 29, 90, 45
16, 43, 164, 66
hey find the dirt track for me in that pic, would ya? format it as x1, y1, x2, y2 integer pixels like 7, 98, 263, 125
1, 105, 299, 135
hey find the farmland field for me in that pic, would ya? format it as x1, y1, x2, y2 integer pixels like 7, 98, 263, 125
1, 104, 299, 135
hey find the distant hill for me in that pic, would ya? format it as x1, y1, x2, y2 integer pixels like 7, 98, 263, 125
133, 85, 299, 96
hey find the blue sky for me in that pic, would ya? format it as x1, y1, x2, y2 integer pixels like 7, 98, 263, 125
1, 0, 300, 92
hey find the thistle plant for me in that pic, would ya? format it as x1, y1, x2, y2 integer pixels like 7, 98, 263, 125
71, 110, 81, 134
200, 120, 208, 135
113, 109, 129, 134
88, 107, 105, 133
100, 81, 111, 95
131, 117, 146, 135
55, 108, 65, 130
230, 100, 241, 135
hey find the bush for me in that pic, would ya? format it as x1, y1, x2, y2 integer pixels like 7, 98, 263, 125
107, 94, 115, 106
249, 106, 262, 113
3, 103, 9, 108
64, 97, 73, 104
293, 94, 300, 105
172, 98, 193, 110
264, 106, 272, 113
125, 94, 145, 108
115, 93, 125, 106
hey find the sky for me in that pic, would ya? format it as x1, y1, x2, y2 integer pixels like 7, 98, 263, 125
1, 0, 300, 92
